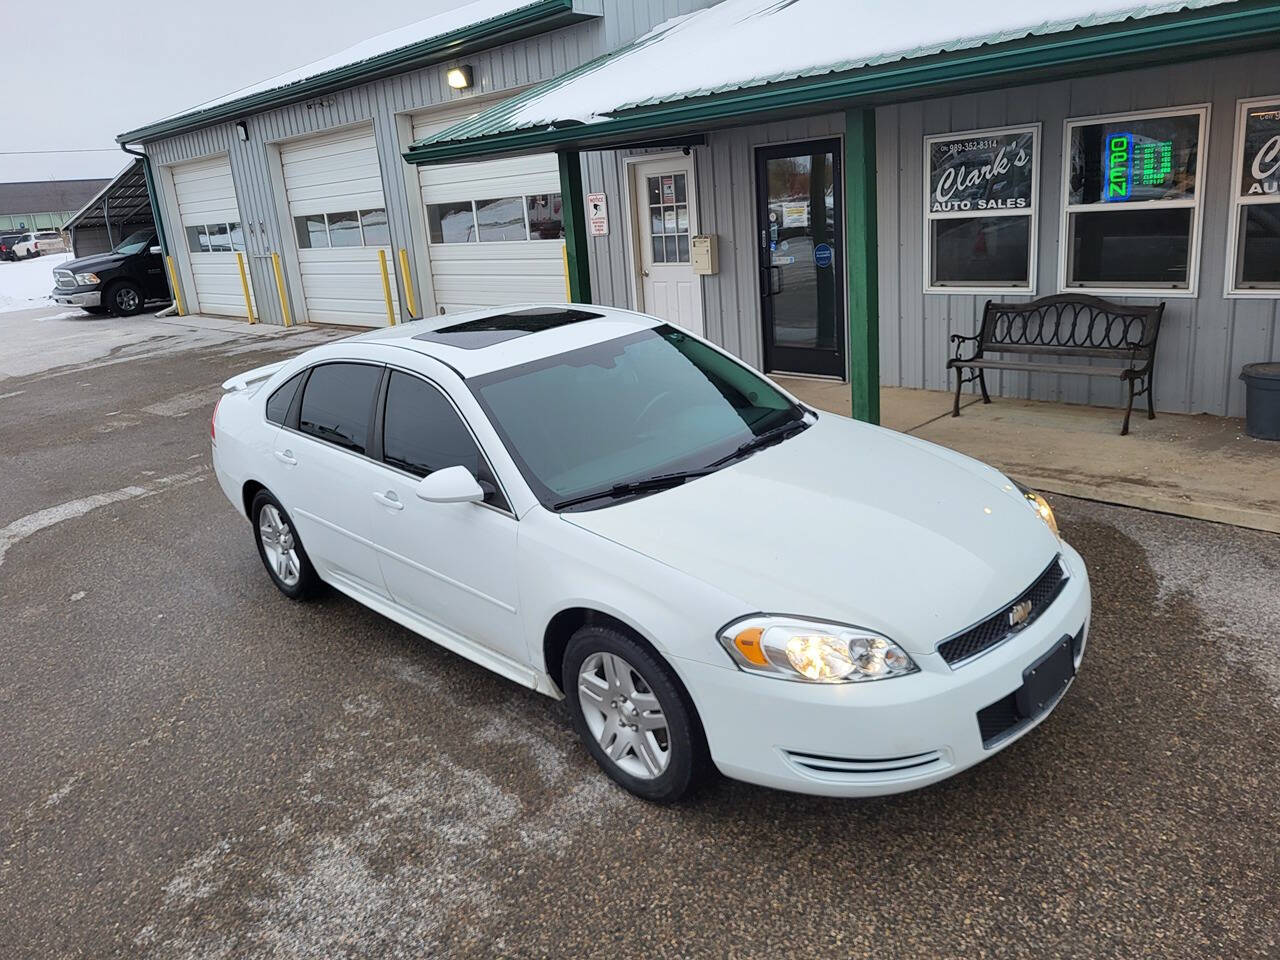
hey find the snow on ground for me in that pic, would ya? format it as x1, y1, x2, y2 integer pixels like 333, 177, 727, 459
0, 253, 72, 314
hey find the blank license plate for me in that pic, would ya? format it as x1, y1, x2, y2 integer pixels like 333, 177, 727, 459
1016, 635, 1075, 719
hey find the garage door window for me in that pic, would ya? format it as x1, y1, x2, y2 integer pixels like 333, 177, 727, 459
297, 363, 383, 455
426, 193, 564, 243
294, 208, 390, 249
186, 221, 245, 253
1061, 106, 1207, 293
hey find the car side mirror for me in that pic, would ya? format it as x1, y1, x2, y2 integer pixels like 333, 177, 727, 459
415, 465, 484, 504
149, 245, 162, 254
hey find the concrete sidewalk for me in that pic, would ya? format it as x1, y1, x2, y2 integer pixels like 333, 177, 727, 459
778, 378, 1280, 535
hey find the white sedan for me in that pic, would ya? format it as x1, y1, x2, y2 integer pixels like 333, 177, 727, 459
211, 305, 1090, 802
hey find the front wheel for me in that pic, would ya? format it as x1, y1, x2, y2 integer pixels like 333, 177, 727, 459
105, 280, 144, 316
563, 625, 707, 803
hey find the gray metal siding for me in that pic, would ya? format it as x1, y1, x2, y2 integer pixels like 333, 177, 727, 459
141, 0, 714, 327
875, 47, 1280, 418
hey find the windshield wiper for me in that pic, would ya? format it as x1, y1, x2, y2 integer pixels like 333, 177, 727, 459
707, 417, 809, 469
552, 469, 714, 511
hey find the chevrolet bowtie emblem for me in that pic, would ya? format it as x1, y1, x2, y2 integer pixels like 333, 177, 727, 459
1008, 599, 1033, 628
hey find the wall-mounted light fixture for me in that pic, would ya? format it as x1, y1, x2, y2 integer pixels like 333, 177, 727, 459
235, 121, 249, 142
446, 65, 473, 90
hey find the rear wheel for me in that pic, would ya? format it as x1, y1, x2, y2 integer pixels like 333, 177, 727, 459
563, 625, 707, 802
251, 490, 321, 600
105, 280, 144, 316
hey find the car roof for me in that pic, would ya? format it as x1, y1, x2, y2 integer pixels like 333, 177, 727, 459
348, 303, 663, 378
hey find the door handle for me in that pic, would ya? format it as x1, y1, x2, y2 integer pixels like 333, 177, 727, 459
372, 490, 404, 511
641, 268, 650, 278
274, 449, 297, 465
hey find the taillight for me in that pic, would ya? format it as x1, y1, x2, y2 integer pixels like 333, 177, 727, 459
211, 395, 222, 441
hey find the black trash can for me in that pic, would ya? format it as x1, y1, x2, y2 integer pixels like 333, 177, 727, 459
1240, 362, 1280, 441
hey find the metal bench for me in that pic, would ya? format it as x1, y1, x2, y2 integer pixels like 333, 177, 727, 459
947, 294, 1165, 435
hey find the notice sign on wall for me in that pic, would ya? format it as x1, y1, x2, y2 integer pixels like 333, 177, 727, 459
928, 130, 1035, 214
1241, 100, 1280, 197
587, 192, 608, 236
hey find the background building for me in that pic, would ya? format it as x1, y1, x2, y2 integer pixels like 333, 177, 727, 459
0, 178, 109, 232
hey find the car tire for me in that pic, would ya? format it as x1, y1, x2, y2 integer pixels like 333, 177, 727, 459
105, 280, 144, 316
250, 489, 322, 600
563, 624, 708, 803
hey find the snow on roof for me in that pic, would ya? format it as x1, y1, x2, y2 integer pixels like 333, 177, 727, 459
428, 0, 1233, 140
150, 0, 545, 125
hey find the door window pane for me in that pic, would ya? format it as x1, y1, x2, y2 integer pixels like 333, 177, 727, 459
1237, 204, 1280, 287
327, 210, 362, 248
427, 202, 475, 243
266, 372, 305, 425
360, 208, 390, 246
383, 371, 481, 479
185, 225, 206, 253
475, 196, 527, 241
526, 194, 563, 239
229, 222, 245, 252
1068, 208, 1192, 286
930, 216, 1031, 285
295, 214, 329, 249
646, 174, 690, 263
651, 236, 665, 263
298, 363, 382, 454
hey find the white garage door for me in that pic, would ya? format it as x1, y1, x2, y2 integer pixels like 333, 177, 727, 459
281, 125, 399, 327
172, 156, 254, 318
413, 109, 566, 314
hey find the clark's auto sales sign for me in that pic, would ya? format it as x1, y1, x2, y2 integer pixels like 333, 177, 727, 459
1242, 102, 1280, 197
929, 130, 1035, 213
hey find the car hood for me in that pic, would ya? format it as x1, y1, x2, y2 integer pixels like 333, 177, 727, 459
562, 415, 1060, 656
59, 251, 127, 273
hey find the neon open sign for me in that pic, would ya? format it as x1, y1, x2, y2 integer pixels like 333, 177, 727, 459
1106, 132, 1174, 201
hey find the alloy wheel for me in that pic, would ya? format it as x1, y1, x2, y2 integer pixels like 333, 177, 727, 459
576, 651, 671, 779
258, 503, 301, 587
116, 288, 140, 312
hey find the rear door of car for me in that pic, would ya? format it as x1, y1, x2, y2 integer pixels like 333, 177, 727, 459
270, 360, 390, 599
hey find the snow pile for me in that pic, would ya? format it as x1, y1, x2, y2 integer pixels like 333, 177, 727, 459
0, 253, 73, 314
472, 0, 1229, 133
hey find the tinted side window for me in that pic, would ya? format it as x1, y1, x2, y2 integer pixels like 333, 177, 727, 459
265, 371, 305, 425
298, 363, 382, 454
383, 372, 481, 478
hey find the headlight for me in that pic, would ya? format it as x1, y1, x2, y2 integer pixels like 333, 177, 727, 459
74, 272, 100, 286
718, 616, 918, 683
1012, 480, 1060, 540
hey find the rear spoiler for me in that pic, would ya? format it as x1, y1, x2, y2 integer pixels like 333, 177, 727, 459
221, 360, 288, 392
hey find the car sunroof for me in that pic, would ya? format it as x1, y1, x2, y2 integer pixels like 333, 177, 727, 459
413, 307, 602, 349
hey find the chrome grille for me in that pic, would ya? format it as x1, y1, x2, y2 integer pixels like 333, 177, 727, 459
938, 557, 1068, 666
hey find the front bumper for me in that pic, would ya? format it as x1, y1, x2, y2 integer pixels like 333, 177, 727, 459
675, 543, 1092, 797
52, 289, 101, 308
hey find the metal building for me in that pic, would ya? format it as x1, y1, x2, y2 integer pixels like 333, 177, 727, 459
121, 0, 1280, 418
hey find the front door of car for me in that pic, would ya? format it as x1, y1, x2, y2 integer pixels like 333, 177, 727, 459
142, 238, 168, 298
270, 361, 389, 599
366, 368, 524, 666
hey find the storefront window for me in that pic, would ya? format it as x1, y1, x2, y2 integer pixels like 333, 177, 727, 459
1228, 96, 1280, 294
924, 125, 1037, 291
1062, 106, 1206, 292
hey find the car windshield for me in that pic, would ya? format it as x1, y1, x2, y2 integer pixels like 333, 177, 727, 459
113, 231, 153, 255
468, 325, 807, 510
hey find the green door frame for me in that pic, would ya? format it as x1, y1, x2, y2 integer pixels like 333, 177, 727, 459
844, 108, 879, 425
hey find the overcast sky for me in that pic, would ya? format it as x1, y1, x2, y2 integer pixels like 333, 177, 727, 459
0, 0, 458, 183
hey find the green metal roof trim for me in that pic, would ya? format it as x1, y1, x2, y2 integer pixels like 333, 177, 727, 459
117, 0, 593, 145
405, 0, 1280, 164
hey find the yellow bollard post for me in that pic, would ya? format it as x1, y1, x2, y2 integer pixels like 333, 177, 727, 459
561, 241, 571, 301
235, 252, 256, 323
165, 256, 185, 315
378, 248, 396, 326
271, 252, 292, 327
397, 248, 417, 317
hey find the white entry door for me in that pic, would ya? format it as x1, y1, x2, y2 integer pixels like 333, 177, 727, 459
629, 156, 703, 335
